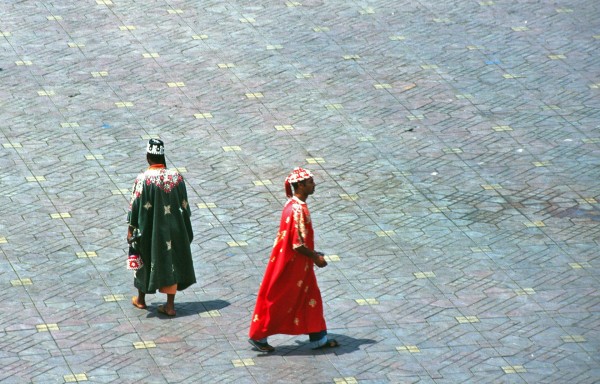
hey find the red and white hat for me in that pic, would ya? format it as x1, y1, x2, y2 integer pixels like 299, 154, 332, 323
284, 167, 313, 198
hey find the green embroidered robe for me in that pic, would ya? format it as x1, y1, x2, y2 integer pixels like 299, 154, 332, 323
128, 167, 196, 293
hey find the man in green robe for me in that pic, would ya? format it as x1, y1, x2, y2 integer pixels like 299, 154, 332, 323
127, 139, 196, 316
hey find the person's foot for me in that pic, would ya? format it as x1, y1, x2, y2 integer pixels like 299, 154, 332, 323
312, 339, 339, 350
157, 304, 176, 317
132, 296, 147, 309
248, 338, 275, 352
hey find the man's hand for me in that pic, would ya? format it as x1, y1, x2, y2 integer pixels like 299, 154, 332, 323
314, 252, 328, 268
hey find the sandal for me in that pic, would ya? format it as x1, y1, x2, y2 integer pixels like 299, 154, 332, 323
313, 339, 339, 350
248, 338, 275, 353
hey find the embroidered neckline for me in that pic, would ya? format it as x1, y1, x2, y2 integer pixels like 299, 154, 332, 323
130, 168, 184, 205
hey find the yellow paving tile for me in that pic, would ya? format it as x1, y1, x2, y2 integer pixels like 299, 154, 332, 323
524, 220, 545, 227
61, 122, 80, 127
76, 251, 97, 258
396, 345, 420, 353
64, 373, 88, 382
103, 294, 125, 302
515, 288, 535, 295
532, 161, 551, 167
355, 298, 379, 305
227, 241, 248, 247
562, 335, 586, 343
37, 323, 59, 332
569, 262, 590, 269
502, 365, 526, 373
374, 83, 392, 89
232, 358, 255, 367
414, 271, 435, 279
456, 316, 480, 323
199, 310, 221, 318
51, 213, 71, 219
334, 378, 358, 384
3, 143, 22, 148
133, 341, 156, 349
246, 92, 264, 99
11, 278, 32, 286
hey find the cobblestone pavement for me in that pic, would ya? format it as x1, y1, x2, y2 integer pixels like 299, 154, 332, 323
1, 0, 599, 383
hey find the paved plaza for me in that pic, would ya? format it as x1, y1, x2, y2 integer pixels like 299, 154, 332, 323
1, 0, 599, 383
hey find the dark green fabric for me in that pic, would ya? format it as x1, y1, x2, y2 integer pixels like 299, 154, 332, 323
128, 168, 196, 293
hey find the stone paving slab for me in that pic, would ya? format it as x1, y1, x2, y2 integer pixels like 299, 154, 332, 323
1, 0, 599, 383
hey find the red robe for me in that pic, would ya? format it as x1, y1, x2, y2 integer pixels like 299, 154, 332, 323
249, 197, 327, 340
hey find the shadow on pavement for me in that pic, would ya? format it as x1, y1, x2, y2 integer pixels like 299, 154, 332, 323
147, 299, 231, 319
257, 334, 377, 356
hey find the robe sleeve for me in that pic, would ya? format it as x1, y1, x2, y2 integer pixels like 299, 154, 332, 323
291, 203, 308, 249
178, 178, 193, 243
127, 176, 141, 227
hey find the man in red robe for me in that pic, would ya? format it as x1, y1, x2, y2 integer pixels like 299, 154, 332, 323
248, 167, 339, 352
